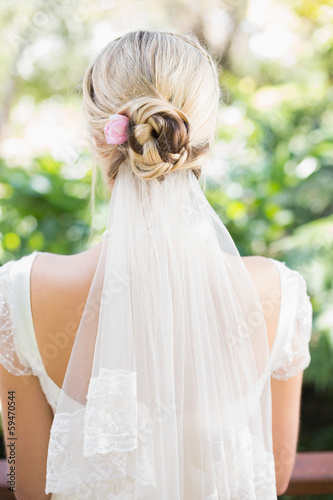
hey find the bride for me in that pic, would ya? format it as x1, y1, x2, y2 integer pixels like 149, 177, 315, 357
0, 30, 312, 499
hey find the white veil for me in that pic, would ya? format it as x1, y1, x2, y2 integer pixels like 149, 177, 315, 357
46, 161, 277, 499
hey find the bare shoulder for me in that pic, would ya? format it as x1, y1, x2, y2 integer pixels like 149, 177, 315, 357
30, 245, 101, 322
31, 244, 101, 289
30, 244, 102, 387
241, 255, 281, 353
242, 255, 280, 298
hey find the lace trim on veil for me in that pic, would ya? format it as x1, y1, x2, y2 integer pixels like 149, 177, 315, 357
46, 369, 156, 498
47, 368, 276, 499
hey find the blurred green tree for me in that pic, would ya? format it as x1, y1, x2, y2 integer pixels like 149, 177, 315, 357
0, 1, 332, 491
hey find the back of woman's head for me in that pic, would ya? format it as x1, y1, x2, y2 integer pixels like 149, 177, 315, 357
82, 30, 220, 182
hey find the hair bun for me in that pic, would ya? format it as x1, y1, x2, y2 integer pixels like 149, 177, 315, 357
125, 97, 191, 180
83, 31, 218, 183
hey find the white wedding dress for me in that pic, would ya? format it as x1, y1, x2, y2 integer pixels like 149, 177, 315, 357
0, 250, 312, 499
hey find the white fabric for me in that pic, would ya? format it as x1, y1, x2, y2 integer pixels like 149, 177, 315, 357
0, 167, 313, 499
267, 259, 312, 379
0, 253, 312, 408
0, 259, 32, 376
0, 252, 61, 411
46, 163, 278, 499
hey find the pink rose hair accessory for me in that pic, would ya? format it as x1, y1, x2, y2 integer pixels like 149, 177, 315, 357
104, 114, 130, 145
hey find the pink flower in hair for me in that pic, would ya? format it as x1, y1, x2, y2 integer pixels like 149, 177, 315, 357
104, 114, 130, 145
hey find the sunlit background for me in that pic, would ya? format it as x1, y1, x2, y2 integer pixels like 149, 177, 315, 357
0, 0, 333, 498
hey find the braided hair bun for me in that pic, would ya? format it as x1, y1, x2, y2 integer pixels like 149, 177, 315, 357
82, 30, 220, 183
124, 97, 191, 180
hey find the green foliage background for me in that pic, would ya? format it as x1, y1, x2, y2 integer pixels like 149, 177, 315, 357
0, 0, 332, 498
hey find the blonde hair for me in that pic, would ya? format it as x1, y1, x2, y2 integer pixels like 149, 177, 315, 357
82, 30, 220, 182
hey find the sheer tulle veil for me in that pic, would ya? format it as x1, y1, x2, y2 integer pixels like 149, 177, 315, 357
45, 160, 277, 499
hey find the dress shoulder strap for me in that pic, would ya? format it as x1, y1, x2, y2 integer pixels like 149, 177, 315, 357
268, 259, 312, 380
0, 252, 39, 375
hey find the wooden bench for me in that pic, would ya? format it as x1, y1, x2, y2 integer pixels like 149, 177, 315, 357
285, 451, 333, 495
0, 452, 332, 498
